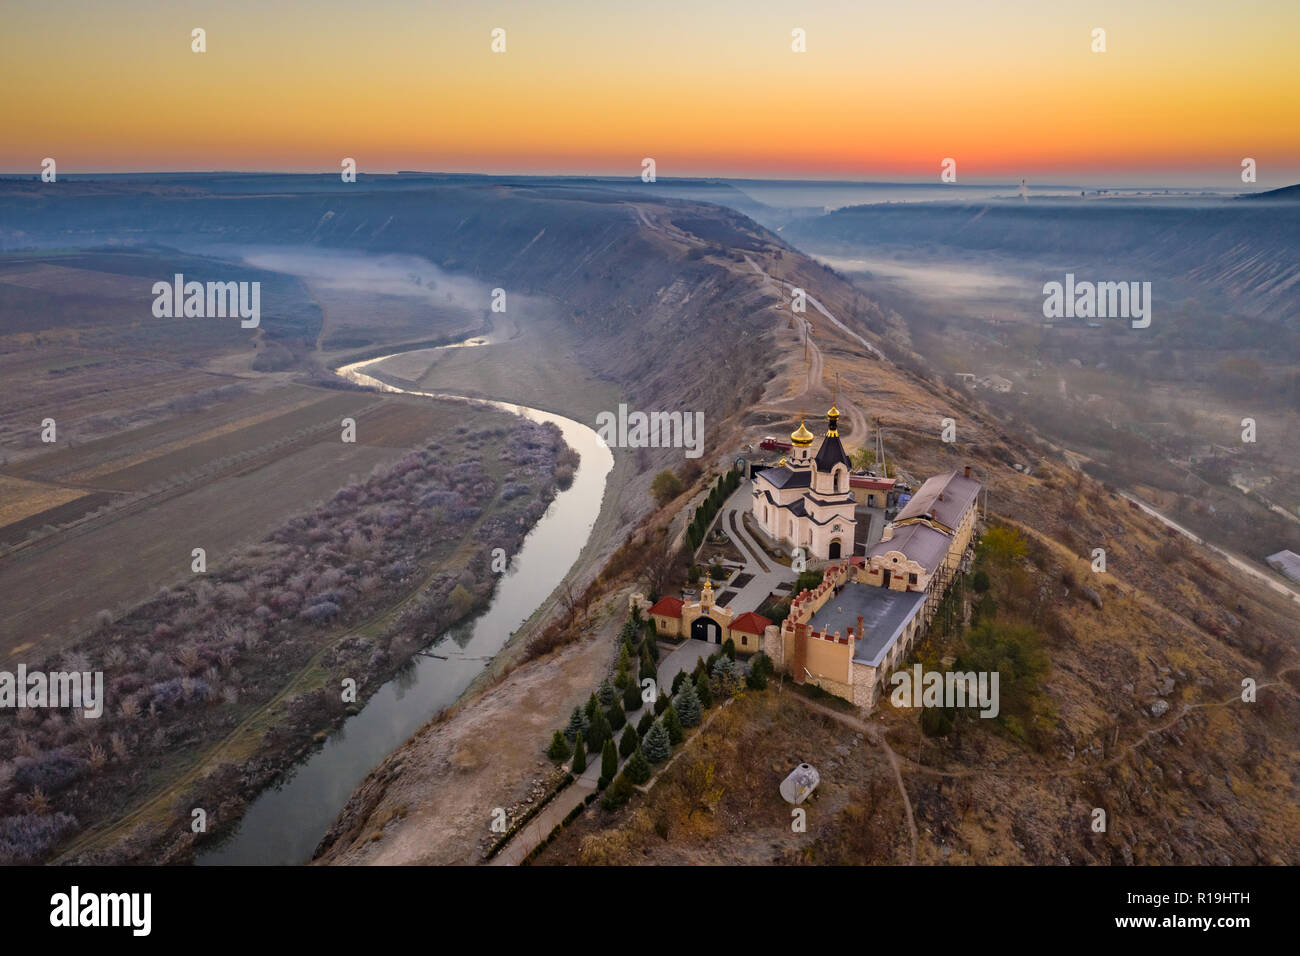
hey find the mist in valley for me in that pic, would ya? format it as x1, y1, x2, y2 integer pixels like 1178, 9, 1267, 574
233, 246, 491, 314
763, 192, 1300, 572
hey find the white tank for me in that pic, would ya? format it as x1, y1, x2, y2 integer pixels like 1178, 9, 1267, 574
779, 763, 820, 804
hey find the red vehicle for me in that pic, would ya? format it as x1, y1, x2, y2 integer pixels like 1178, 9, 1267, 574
759, 436, 792, 452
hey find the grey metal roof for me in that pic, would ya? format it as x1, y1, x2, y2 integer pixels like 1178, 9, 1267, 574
894, 470, 980, 530
1266, 550, 1300, 583
806, 583, 927, 667
868, 523, 952, 574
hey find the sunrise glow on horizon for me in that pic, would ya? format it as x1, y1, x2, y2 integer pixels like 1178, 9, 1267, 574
4, 0, 1298, 186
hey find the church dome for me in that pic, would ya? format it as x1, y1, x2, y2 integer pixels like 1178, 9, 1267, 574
791, 420, 814, 446
826, 404, 841, 437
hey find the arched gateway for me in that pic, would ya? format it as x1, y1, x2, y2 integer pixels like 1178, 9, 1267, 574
691, 615, 722, 643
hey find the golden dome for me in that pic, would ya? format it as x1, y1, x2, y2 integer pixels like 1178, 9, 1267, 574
791, 420, 814, 446
827, 404, 840, 418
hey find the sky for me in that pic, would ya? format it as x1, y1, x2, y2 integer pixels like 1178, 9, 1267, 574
2, 0, 1297, 187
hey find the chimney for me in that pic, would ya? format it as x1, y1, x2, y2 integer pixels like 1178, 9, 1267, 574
964, 465, 972, 479
857, 615, 864, 637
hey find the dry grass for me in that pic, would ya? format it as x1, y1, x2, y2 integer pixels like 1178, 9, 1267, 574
0, 475, 85, 528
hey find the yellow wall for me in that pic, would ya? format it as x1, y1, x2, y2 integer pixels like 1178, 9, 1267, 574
804, 634, 852, 684
653, 614, 681, 638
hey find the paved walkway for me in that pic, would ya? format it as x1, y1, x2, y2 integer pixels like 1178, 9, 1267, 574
490, 692, 654, 866
657, 639, 715, 691
716, 479, 795, 612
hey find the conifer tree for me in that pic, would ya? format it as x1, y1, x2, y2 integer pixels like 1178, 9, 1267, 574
623, 748, 652, 785
623, 678, 642, 712
586, 705, 612, 753
637, 710, 655, 737
675, 677, 702, 727
643, 720, 671, 764
607, 703, 626, 732
601, 773, 635, 810
584, 693, 600, 721
597, 678, 617, 709
663, 703, 685, 745
711, 656, 741, 700
619, 724, 639, 758
695, 672, 713, 709
564, 706, 589, 743
571, 732, 586, 773
547, 730, 571, 762
600, 738, 618, 786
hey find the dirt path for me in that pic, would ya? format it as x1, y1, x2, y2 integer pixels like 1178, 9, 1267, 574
788, 663, 1296, 865
790, 695, 918, 865
740, 255, 876, 454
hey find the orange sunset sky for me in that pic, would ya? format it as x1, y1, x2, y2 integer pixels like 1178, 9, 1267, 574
2, 0, 1297, 185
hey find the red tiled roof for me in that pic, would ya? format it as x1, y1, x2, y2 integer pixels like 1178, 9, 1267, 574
649, 596, 684, 618
850, 475, 895, 490
730, 611, 772, 635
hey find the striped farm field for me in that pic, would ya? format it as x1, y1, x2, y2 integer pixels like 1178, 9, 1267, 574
0, 475, 86, 528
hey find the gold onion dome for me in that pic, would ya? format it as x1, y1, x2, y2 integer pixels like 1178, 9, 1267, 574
826, 404, 841, 436
791, 420, 815, 446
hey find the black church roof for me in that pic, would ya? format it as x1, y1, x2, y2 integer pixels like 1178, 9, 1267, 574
814, 434, 852, 472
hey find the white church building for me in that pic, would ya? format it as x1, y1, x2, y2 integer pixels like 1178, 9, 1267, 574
751, 405, 856, 559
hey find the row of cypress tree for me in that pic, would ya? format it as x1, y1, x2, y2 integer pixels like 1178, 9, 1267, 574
685, 466, 742, 553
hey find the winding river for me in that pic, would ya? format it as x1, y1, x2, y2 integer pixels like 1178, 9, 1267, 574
196, 342, 613, 865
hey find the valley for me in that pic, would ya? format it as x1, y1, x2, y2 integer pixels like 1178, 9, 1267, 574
0, 177, 1296, 868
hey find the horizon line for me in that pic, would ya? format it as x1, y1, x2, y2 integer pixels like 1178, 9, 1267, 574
0, 169, 1283, 193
